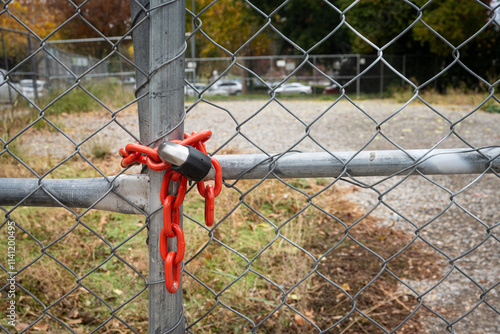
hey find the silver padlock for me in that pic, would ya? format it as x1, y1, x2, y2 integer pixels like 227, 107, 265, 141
158, 142, 216, 181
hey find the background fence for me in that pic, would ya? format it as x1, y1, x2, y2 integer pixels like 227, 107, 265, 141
1, 0, 499, 333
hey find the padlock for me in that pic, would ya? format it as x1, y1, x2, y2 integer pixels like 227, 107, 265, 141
157, 142, 215, 182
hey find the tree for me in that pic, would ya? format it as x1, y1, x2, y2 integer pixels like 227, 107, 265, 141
0, 0, 60, 64
191, 0, 271, 58
412, 0, 494, 57
251, 0, 350, 55
46, 0, 132, 58
188, 0, 273, 91
336, 0, 421, 54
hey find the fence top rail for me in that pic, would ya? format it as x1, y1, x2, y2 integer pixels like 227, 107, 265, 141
46, 36, 133, 44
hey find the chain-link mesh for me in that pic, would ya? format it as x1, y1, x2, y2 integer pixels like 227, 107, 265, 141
1, 0, 499, 333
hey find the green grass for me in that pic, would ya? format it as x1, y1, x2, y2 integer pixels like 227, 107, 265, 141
15, 80, 135, 115
483, 100, 500, 114
0, 166, 438, 333
0, 93, 450, 332
0, 207, 149, 333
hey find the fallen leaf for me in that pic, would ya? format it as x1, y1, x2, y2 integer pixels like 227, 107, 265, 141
16, 323, 29, 331
67, 318, 83, 325
305, 309, 315, 324
34, 323, 49, 331
340, 283, 350, 291
294, 313, 304, 326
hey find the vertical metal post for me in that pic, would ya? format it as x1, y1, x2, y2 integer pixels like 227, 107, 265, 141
312, 55, 317, 93
270, 55, 274, 84
379, 60, 384, 98
44, 47, 51, 91
191, 0, 196, 84
131, 0, 186, 333
1, 30, 13, 105
27, 34, 39, 101
356, 54, 360, 99
402, 54, 406, 88
118, 43, 125, 94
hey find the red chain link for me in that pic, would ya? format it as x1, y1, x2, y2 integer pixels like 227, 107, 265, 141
119, 130, 221, 293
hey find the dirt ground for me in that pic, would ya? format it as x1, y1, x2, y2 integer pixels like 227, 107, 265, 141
12, 98, 500, 333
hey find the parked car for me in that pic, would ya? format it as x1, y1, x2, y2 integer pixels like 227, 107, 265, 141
214, 80, 242, 95
123, 76, 136, 85
322, 84, 340, 95
185, 83, 229, 97
265, 81, 282, 88
270, 82, 313, 95
0, 69, 19, 104
19, 79, 46, 99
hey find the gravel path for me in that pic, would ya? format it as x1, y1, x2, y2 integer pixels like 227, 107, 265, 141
20, 98, 500, 333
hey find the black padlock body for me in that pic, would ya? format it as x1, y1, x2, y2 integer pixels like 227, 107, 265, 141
171, 145, 212, 182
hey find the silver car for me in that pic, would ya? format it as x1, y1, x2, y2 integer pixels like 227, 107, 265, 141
19, 79, 46, 99
185, 83, 229, 97
271, 82, 313, 95
0, 69, 19, 104
214, 80, 242, 95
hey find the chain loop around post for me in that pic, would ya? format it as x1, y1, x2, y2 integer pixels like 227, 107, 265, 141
119, 130, 222, 294
164, 251, 181, 294
160, 224, 185, 263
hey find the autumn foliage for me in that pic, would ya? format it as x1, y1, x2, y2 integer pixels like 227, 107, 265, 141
0, 0, 131, 61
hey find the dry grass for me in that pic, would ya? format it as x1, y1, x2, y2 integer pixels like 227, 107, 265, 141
0, 207, 149, 333
0, 109, 443, 333
182, 178, 439, 333
0, 156, 441, 333
390, 85, 496, 107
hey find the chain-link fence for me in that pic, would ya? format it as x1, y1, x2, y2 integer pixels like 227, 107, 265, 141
1, 0, 499, 333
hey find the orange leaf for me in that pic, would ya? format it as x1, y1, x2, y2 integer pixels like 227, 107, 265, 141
294, 313, 304, 326
305, 309, 315, 324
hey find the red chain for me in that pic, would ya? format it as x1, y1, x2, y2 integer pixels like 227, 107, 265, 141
119, 130, 222, 293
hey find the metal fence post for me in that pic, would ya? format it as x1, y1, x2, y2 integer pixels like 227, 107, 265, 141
1, 29, 13, 105
356, 54, 360, 98
131, 0, 185, 334
27, 34, 39, 101
131, 0, 186, 332
379, 60, 384, 98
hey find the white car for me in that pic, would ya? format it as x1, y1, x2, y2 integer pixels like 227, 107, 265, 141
19, 79, 46, 99
0, 69, 19, 104
271, 82, 312, 95
214, 80, 242, 95
185, 83, 229, 97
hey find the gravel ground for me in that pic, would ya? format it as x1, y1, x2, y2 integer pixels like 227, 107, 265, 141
19, 98, 500, 333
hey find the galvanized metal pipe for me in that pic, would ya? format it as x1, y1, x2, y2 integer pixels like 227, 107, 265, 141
0, 175, 148, 214
1, 149, 498, 213
144, 0, 186, 333
215, 148, 500, 180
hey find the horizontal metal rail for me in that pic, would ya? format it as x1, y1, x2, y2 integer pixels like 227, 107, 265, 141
0, 148, 498, 213
46, 36, 133, 44
218, 148, 500, 180
0, 175, 148, 214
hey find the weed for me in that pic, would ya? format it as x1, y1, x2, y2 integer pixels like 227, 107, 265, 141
32, 118, 66, 132
182, 179, 437, 333
87, 136, 114, 159
390, 84, 491, 106
0, 207, 149, 333
0, 165, 439, 333
14, 80, 135, 116
483, 100, 500, 114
